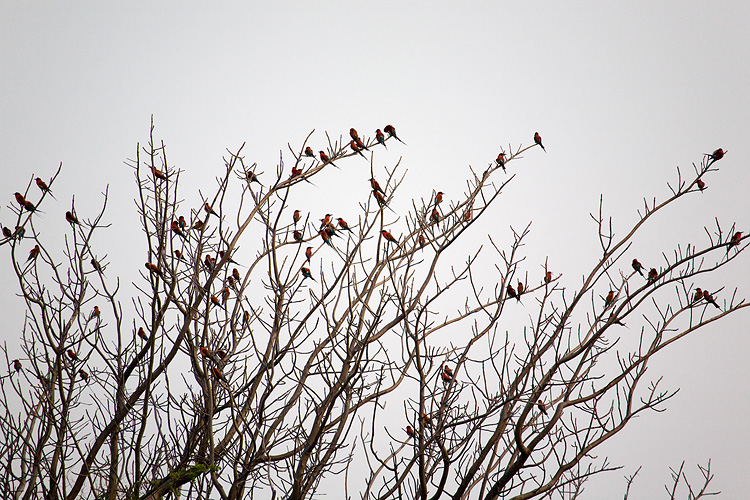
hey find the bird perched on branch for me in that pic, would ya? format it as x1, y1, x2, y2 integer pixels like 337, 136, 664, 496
708, 148, 725, 161
534, 132, 546, 152
632, 259, 645, 277
145, 262, 161, 276
300, 267, 314, 281
150, 166, 167, 180
383, 124, 406, 144
13, 359, 22, 372
375, 129, 387, 149
430, 208, 440, 224
702, 290, 720, 309
350, 140, 367, 158
537, 399, 548, 415
305, 246, 312, 263
336, 218, 352, 232
544, 271, 552, 284
204, 203, 218, 216
696, 179, 706, 192
506, 284, 518, 301
381, 230, 398, 243
35, 177, 56, 199
727, 232, 742, 254
406, 425, 416, 439
496, 153, 506, 172
14, 192, 27, 207
304, 146, 315, 158
647, 268, 658, 283
370, 177, 384, 194
28, 245, 40, 262
604, 290, 614, 307
65, 211, 79, 225
67, 349, 78, 361
293, 210, 301, 226
693, 287, 703, 303
293, 230, 303, 243
137, 327, 149, 341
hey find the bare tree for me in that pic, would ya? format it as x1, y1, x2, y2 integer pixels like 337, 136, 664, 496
0, 122, 745, 500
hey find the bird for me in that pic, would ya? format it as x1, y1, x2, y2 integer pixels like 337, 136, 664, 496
145, 262, 161, 276
210, 294, 221, 308
647, 268, 658, 283
444, 364, 453, 376
246, 171, 260, 184
430, 208, 440, 223
709, 148, 725, 161
14, 192, 27, 207
243, 310, 250, 326
517, 282, 524, 296
79, 369, 89, 382
150, 166, 167, 180
336, 218, 352, 232
13, 359, 22, 372
211, 366, 226, 382
91, 257, 102, 272
420, 413, 432, 427
227, 275, 235, 289
199, 346, 212, 359
174, 249, 183, 261
2, 226, 12, 238
293, 210, 301, 226
534, 132, 546, 152
220, 287, 230, 305
14, 226, 25, 239
67, 349, 78, 361
544, 271, 552, 284
693, 288, 703, 303
215, 349, 227, 359
203, 254, 216, 271
506, 284, 518, 301
304, 146, 315, 157
21, 199, 37, 212
632, 259, 645, 277
232, 268, 241, 283
350, 140, 367, 158
290, 166, 303, 179
218, 250, 238, 265
696, 179, 706, 192
537, 399, 548, 416
703, 290, 720, 309
293, 230, 304, 243
349, 128, 360, 141
369, 178, 384, 194
383, 124, 406, 144
91, 306, 100, 319
373, 190, 387, 206
305, 246, 312, 263
441, 370, 452, 384
496, 153, 507, 172
35, 177, 56, 199
319, 151, 338, 168
171, 220, 186, 239
727, 232, 742, 253
417, 234, 426, 250
319, 229, 334, 247
434, 191, 444, 206
375, 129, 387, 149
300, 267, 315, 281
28, 245, 40, 262
406, 425, 416, 439
193, 220, 204, 231
605, 290, 614, 307
204, 203, 218, 216
137, 327, 148, 341
319, 214, 332, 230
381, 230, 398, 243
65, 211, 79, 225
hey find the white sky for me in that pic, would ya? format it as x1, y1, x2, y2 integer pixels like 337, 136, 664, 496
1, 1, 749, 497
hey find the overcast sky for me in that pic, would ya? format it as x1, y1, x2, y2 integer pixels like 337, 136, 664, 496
1, 2, 749, 497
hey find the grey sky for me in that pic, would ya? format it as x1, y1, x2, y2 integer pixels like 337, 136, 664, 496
1, 2, 748, 497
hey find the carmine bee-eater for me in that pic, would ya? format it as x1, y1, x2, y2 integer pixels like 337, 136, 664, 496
441, 370, 452, 384
200, 346, 212, 358
420, 413, 432, 427
350, 127, 359, 141
174, 249, 183, 261
227, 275, 235, 289
14, 226, 25, 239
246, 171, 260, 184
381, 230, 398, 243
2, 226, 12, 238
220, 287, 230, 305
211, 366, 226, 382
325, 225, 340, 238
300, 266, 315, 281
138, 327, 148, 341
370, 177, 384, 194
293, 209, 301, 226
336, 218, 352, 232
696, 179, 706, 192
215, 349, 227, 359
218, 250, 238, 265
91, 257, 102, 272
35, 177, 56, 199
293, 230, 303, 243
91, 306, 100, 319
534, 132, 546, 152
319, 151, 338, 169
434, 191, 444, 206
204, 203, 218, 216
517, 282, 524, 296
726, 232, 742, 253
319, 229, 334, 247
319, 214, 332, 230
178, 216, 187, 229
647, 268, 658, 283
418, 234, 426, 249
13, 359, 22, 372
430, 207, 440, 223
463, 208, 472, 222
304, 146, 315, 157
444, 364, 453, 377
350, 140, 367, 158
537, 399, 548, 416
709, 148, 725, 161
305, 246, 312, 263
544, 271, 552, 284
243, 310, 250, 326
204, 254, 216, 271
192, 219, 204, 231
496, 153, 507, 172
506, 284, 518, 301
375, 129, 387, 149
290, 166, 303, 179
145, 262, 161, 276
66, 211, 79, 225
632, 259, 644, 277
233, 267, 241, 283
23, 200, 37, 212
605, 290, 614, 307
406, 425, 416, 438
150, 166, 167, 180
28, 245, 40, 262
693, 288, 703, 303
373, 189, 387, 206
703, 290, 720, 309
14, 192, 26, 207
67, 349, 78, 361
210, 294, 221, 308
79, 369, 89, 382
383, 124, 406, 144
171, 220, 186, 239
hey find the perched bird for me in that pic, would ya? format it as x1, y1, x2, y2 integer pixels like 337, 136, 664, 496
171, 220, 186, 239
703, 290, 720, 309
227, 275, 235, 289
204, 254, 216, 271
232, 268, 241, 283
91, 257, 102, 272
349, 128, 359, 141
647, 268, 658, 283
727, 232, 742, 253
36, 177, 56, 199
369, 177, 384, 194
537, 399, 548, 415
430, 208, 440, 223
204, 203, 218, 216
14, 226, 25, 239
434, 191, 444, 206
444, 365, 453, 377
211, 366, 226, 382
383, 124, 406, 144
544, 271, 552, 284
300, 266, 315, 281
441, 370, 452, 384
91, 306, 100, 319
215, 349, 227, 359
463, 208, 472, 222
210, 294, 221, 308
293, 209, 301, 226
709, 148, 725, 161
137, 327, 148, 341
693, 288, 703, 303
304, 146, 315, 157
78, 369, 89, 382
193, 220, 204, 231
319, 229, 334, 247
506, 284, 518, 301
319, 214, 332, 230
175, 215, 186, 229
420, 413, 432, 427
246, 171, 260, 184
200, 346, 212, 358
22, 200, 37, 212
417, 234, 426, 250
13, 359, 22, 372
336, 218, 352, 232
350, 140, 366, 158
14, 192, 27, 207
218, 250, 238, 265
375, 129, 387, 149
145, 262, 161, 276
496, 153, 507, 172
2, 226, 12, 238
605, 290, 614, 307
406, 425, 416, 439
632, 259, 644, 277
243, 310, 250, 326
381, 230, 398, 243
319, 151, 337, 168
305, 246, 312, 263
290, 166, 303, 178
67, 349, 78, 361
373, 190, 387, 207
220, 287, 230, 305
517, 282, 524, 296
293, 230, 304, 243
150, 166, 167, 180
534, 132, 546, 152
66, 211, 79, 225
696, 178, 706, 192
28, 245, 40, 262
174, 249, 183, 261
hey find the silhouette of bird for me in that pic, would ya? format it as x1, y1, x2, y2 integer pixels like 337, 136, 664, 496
193, 220, 204, 231
203, 254, 216, 272
91, 257, 102, 272
67, 349, 78, 361
28, 245, 40, 262
605, 290, 614, 307
727, 232, 742, 253
441, 370, 452, 384
375, 129, 387, 149
703, 290, 720, 309
79, 369, 89, 382
174, 249, 183, 261
66, 211, 79, 225
383, 124, 406, 144
293, 230, 304, 243
647, 268, 658, 283
2, 226, 12, 238
233, 268, 241, 283
211, 366, 226, 382
246, 171, 260, 184
632, 259, 645, 277
709, 148, 725, 161
171, 220, 186, 239
506, 284, 518, 301
444, 365, 453, 377
14, 192, 27, 207
349, 128, 360, 141
145, 262, 161, 276
696, 179, 706, 192
35, 177, 56, 199
693, 288, 703, 303
204, 203, 218, 216
406, 425, 416, 438
370, 178, 384, 194
517, 282, 524, 296
150, 166, 167, 180
534, 132, 546, 152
